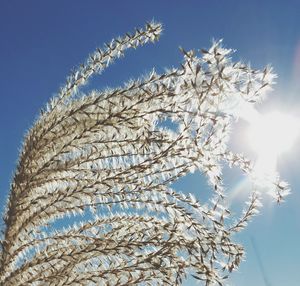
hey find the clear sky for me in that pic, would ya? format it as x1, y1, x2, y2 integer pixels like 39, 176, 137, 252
0, 1, 300, 285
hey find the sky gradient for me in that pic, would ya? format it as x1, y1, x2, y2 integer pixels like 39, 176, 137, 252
0, 1, 300, 285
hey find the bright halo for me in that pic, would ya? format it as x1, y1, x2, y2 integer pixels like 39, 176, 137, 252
245, 110, 299, 179
247, 111, 299, 156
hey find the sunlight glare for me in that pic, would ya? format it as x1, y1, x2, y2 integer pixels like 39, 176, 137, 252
245, 110, 299, 180
247, 111, 299, 156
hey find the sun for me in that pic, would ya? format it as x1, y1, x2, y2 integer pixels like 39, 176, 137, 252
247, 111, 299, 156
246, 110, 299, 177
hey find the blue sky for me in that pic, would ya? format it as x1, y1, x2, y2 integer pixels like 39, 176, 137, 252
0, 1, 299, 285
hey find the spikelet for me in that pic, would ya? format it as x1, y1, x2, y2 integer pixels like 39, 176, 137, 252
0, 22, 287, 285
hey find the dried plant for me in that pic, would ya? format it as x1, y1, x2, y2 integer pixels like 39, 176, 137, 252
0, 22, 290, 285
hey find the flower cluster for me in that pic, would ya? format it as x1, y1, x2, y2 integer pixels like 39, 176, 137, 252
0, 22, 289, 285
